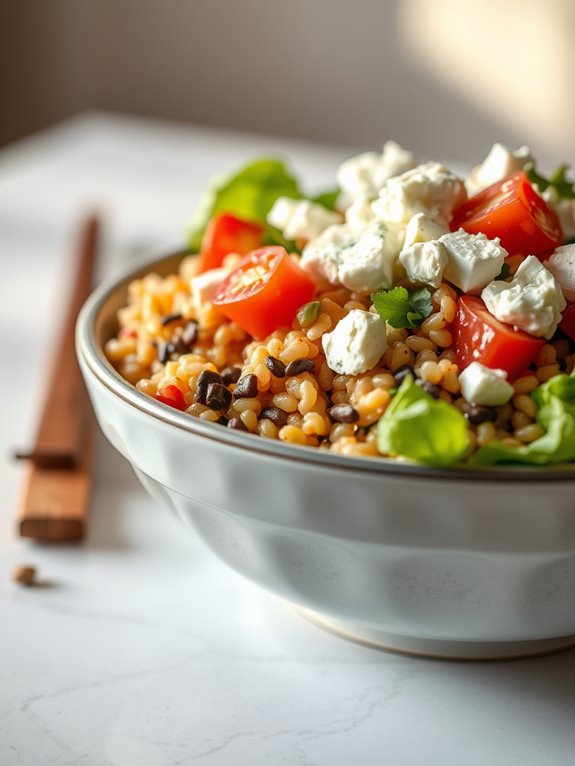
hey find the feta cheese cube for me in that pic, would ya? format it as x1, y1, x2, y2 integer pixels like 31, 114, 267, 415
344, 193, 376, 228
399, 241, 448, 288
338, 222, 403, 292
190, 267, 229, 309
481, 255, 566, 339
403, 212, 449, 248
546, 245, 575, 302
459, 362, 514, 407
300, 223, 358, 285
336, 141, 416, 199
322, 309, 388, 375
440, 229, 507, 294
371, 162, 467, 226
543, 187, 575, 240
466, 143, 532, 196
267, 196, 340, 241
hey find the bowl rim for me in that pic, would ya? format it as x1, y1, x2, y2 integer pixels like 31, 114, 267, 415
76, 248, 575, 485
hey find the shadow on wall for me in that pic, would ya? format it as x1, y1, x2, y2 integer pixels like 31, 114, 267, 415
1, 0, 572, 164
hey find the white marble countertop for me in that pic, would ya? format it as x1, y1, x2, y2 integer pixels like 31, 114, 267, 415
1, 114, 574, 766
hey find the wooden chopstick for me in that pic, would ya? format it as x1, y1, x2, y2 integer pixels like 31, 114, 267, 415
16, 215, 100, 542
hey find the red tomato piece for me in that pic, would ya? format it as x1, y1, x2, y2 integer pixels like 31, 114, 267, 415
198, 213, 265, 273
452, 295, 545, 380
560, 303, 575, 342
155, 384, 187, 411
213, 246, 316, 339
450, 172, 563, 258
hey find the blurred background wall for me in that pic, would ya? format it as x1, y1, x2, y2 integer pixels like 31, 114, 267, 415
1, 0, 574, 164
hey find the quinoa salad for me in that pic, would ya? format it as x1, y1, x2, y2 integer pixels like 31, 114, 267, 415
105, 142, 575, 467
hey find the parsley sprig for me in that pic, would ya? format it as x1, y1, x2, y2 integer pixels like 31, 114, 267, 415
525, 162, 575, 200
371, 286, 433, 329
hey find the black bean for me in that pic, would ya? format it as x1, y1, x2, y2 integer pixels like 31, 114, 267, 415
260, 407, 288, 427
285, 358, 315, 377
158, 340, 176, 364
195, 370, 222, 404
233, 373, 258, 399
418, 380, 441, 399
181, 320, 199, 347
327, 404, 359, 423
160, 312, 183, 326
394, 364, 413, 386
227, 417, 247, 431
217, 415, 229, 426
221, 366, 242, 386
206, 382, 232, 410
466, 404, 497, 426
264, 355, 286, 378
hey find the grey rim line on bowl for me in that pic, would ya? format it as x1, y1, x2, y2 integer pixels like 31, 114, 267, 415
76, 249, 575, 485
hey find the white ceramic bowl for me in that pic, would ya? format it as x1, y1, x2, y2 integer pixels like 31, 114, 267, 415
77, 251, 575, 660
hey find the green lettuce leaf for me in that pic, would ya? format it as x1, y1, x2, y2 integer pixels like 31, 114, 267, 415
470, 372, 575, 466
377, 375, 470, 467
188, 158, 340, 252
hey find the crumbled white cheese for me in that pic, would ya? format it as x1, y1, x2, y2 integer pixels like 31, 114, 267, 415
371, 162, 467, 226
439, 229, 507, 295
322, 309, 388, 375
336, 141, 416, 199
267, 196, 340, 241
190, 267, 229, 309
542, 187, 575, 240
300, 223, 358, 285
466, 143, 533, 196
338, 222, 403, 292
301, 220, 404, 290
399, 241, 448, 288
459, 362, 514, 407
344, 193, 376, 228
481, 255, 566, 339
403, 212, 449, 248
545, 245, 575, 302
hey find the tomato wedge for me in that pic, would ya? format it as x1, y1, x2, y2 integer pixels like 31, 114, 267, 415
155, 384, 187, 411
560, 303, 575, 342
213, 247, 315, 339
452, 295, 545, 380
198, 213, 265, 273
450, 172, 563, 258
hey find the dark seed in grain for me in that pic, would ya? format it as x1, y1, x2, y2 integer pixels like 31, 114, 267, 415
160, 312, 183, 326
285, 358, 315, 377
260, 407, 288, 427
393, 364, 413, 386
221, 366, 242, 386
217, 415, 229, 426
466, 405, 498, 426
233, 373, 258, 399
181, 320, 199, 347
327, 404, 359, 423
418, 380, 441, 399
195, 370, 222, 404
264, 355, 286, 378
206, 382, 232, 410
227, 417, 247, 431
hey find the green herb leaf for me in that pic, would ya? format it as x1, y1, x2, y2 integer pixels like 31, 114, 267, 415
377, 375, 470, 466
495, 263, 510, 281
311, 188, 340, 211
188, 158, 341, 252
470, 371, 575, 466
525, 161, 575, 201
371, 286, 433, 329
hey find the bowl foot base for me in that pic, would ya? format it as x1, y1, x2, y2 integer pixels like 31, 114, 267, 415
294, 606, 575, 661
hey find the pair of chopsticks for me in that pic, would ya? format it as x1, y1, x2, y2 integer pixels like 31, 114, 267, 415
14, 216, 100, 542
